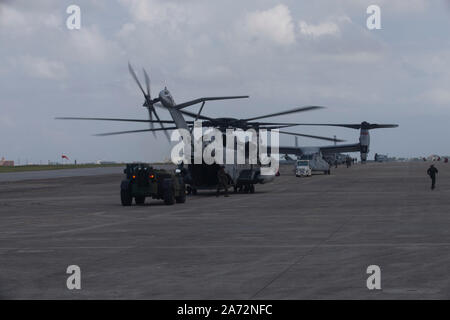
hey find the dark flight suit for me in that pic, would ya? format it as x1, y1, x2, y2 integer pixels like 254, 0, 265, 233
216, 167, 229, 197
427, 166, 438, 190
334, 159, 338, 168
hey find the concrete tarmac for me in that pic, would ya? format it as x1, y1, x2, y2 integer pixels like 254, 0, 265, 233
0, 162, 449, 299
0, 167, 124, 182
0, 165, 175, 182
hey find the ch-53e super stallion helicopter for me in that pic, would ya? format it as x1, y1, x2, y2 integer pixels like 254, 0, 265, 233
57, 63, 343, 194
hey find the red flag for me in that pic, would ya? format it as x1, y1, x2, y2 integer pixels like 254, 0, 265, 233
62, 154, 69, 160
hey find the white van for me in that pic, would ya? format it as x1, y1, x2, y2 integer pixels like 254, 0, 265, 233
295, 160, 312, 177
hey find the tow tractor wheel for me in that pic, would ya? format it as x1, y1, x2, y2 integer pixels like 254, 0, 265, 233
163, 178, 176, 205
164, 188, 175, 205
175, 184, 186, 203
120, 180, 132, 206
121, 189, 132, 206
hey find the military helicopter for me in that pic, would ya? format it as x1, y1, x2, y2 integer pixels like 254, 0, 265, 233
57, 63, 344, 194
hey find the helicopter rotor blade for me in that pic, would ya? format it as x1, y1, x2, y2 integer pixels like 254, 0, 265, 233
94, 127, 178, 137
128, 62, 147, 98
143, 68, 151, 99
55, 117, 176, 124
154, 102, 213, 121
280, 123, 399, 130
152, 107, 171, 141
244, 106, 325, 121
257, 124, 301, 130
368, 124, 399, 129
148, 108, 156, 138
277, 130, 346, 142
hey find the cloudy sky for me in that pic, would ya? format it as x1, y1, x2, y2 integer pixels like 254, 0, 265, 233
1, 0, 450, 163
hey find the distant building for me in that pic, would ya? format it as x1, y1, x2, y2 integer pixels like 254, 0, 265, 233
96, 160, 117, 165
0, 157, 14, 166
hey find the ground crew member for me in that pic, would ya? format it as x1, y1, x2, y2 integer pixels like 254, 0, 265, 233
346, 157, 351, 168
334, 159, 338, 168
216, 166, 229, 197
427, 164, 438, 190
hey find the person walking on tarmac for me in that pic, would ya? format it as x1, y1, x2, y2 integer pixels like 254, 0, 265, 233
427, 164, 438, 190
216, 165, 229, 197
334, 159, 338, 168
346, 157, 352, 168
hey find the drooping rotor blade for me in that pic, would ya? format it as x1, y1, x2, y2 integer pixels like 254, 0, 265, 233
248, 122, 313, 126
153, 101, 212, 121
257, 124, 302, 130
128, 62, 147, 97
55, 117, 176, 124
284, 123, 363, 129
244, 106, 325, 122
148, 108, 156, 138
280, 123, 399, 130
174, 96, 249, 110
277, 130, 346, 142
368, 124, 399, 129
151, 108, 171, 141
174, 107, 213, 121
94, 126, 178, 137
143, 68, 151, 98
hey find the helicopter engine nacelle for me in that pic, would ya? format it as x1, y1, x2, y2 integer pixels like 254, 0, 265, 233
359, 128, 370, 162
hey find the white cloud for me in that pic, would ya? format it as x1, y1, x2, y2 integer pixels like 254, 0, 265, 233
0, 3, 60, 36
118, 0, 200, 32
117, 23, 136, 38
16, 55, 67, 80
0, 4, 27, 28
66, 26, 123, 63
298, 21, 340, 38
244, 4, 295, 46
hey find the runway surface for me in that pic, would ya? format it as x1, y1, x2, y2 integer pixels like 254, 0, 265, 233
1, 162, 449, 299
0, 167, 124, 182
0, 164, 175, 182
